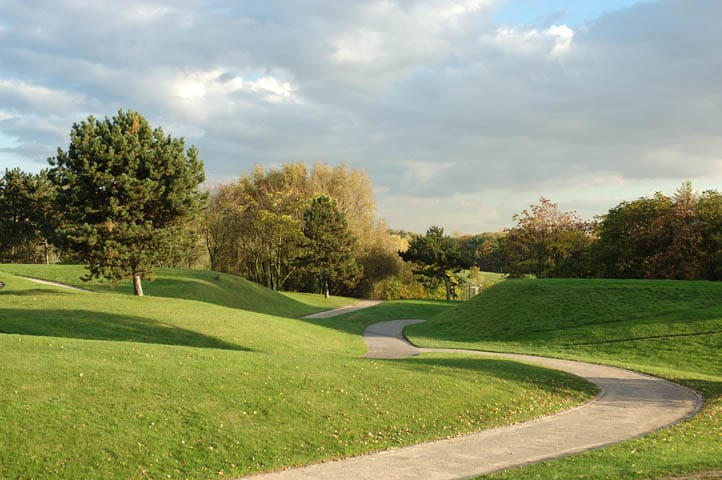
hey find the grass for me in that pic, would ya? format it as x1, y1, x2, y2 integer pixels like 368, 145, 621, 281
0, 268, 594, 480
405, 278, 722, 479
0, 264, 354, 317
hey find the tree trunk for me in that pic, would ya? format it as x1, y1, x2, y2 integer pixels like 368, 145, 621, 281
324, 281, 330, 299
133, 274, 144, 297
43, 240, 49, 265
444, 275, 451, 301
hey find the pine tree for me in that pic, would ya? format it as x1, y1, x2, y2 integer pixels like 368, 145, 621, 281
301, 195, 362, 297
49, 110, 206, 296
400, 226, 463, 301
0, 168, 55, 263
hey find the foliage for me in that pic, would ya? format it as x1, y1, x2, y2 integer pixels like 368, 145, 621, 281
400, 225, 465, 301
213, 164, 309, 290
0, 270, 592, 479
48, 110, 206, 296
300, 195, 362, 296
206, 162, 399, 295
594, 182, 722, 280
370, 261, 427, 300
503, 197, 595, 278
457, 232, 505, 273
0, 168, 56, 263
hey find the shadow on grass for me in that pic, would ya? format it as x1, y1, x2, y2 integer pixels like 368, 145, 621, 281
680, 378, 722, 403
56, 275, 326, 318
0, 289, 81, 297
0, 309, 249, 351
387, 356, 596, 394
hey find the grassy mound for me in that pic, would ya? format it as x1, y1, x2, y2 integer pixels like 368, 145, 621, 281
0, 264, 352, 317
0, 271, 594, 480
406, 278, 722, 479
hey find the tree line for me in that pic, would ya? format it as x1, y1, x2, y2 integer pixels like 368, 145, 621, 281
1, 109, 720, 299
461, 182, 722, 282
369, 183, 722, 301
0, 110, 402, 297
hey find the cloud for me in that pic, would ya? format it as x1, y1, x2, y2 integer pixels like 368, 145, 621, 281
1, 0, 721, 232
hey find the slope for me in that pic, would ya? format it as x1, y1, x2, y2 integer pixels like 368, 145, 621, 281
0, 272, 594, 480
0, 264, 352, 317
406, 278, 722, 479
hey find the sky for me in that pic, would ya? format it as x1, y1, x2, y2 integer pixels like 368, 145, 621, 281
1, 0, 721, 233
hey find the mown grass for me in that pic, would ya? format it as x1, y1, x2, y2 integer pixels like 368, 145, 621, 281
0, 264, 354, 317
0, 270, 594, 480
406, 278, 722, 479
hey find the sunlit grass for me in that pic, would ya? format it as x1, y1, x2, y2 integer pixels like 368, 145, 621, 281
0, 271, 594, 480
0, 264, 356, 317
405, 278, 722, 479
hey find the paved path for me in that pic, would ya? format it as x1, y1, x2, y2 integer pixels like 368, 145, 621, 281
22, 276, 93, 292
246, 319, 700, 480
301, 300, 382, 319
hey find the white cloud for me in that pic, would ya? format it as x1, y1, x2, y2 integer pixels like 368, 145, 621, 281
489, 24, 574, 56
437, 0, 490, 19
333, 29, 384, 64
125, 3, 176, 22
400, 160, 457, 189
247, 76, 297, 103
171, 70, 297, 104
547, 24, 574, 55
0, 79, 87, 113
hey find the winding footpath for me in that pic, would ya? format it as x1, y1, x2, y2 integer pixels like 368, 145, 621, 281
21, 276, 94, 292
301, 300, 382, 319
249, 316, 701, 480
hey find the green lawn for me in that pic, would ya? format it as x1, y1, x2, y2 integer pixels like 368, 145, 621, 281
0, 264, 354, 317
406, 278, 722, 479
0, 268, 594, 480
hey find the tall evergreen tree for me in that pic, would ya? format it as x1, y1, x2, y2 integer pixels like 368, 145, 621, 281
400, 226, 464, 301
48, 110, 206, 296
0, 168, 55, 263
301, 195, 362, 297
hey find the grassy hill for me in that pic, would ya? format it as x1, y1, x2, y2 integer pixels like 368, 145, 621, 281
0, 264, 352, 317
406, 278, 722, 479
0, 268, 593, 480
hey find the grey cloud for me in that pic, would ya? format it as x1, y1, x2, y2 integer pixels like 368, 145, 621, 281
1, 0, 721, 232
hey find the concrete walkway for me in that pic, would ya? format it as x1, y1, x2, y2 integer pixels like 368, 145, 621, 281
246, 319, 701, 480
22, 276, 93, 292
301, 300, 382, 319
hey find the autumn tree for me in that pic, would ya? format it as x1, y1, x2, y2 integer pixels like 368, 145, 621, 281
594, 183, 722, 280
457, 232, 504, 273
400, 225, 464, 301
205, 164, 309, 289
206, 162, 399, 295
300, 195, 362, 297
503, 197, 594, 278
697, 189, 722, 280
204, 184, 244, 273
49, 110, 206, 296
